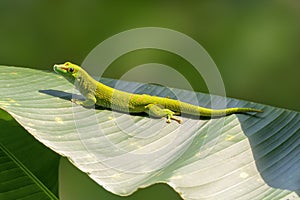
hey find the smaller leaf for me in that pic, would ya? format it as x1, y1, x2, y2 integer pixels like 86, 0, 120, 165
0, 142, 58, 200
0, 109, 60, 199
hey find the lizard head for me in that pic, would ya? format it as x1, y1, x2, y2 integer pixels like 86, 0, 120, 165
53, 62, 81, 83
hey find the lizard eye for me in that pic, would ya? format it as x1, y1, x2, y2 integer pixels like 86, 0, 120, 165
69, 67, 74, 73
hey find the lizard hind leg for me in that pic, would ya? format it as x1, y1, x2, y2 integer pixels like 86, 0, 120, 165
145, 104, 182, 124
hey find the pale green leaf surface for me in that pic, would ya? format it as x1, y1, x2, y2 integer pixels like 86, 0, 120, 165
0, 66, 299, 200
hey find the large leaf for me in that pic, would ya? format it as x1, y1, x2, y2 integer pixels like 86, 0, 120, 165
0, 66, 299, 200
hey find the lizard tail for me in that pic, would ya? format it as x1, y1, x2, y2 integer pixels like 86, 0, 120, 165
176, 100, 263, 117
224, 107, 263, 115
197, 107, 263, 117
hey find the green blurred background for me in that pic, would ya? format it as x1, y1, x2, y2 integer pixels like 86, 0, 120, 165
0, 1, 299, 199
0, 0, 299, 111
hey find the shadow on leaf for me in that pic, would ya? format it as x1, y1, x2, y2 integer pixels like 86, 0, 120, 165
238, 108, 300, 197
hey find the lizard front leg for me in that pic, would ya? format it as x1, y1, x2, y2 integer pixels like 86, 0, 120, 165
71, 93, 97, 107
145, 104, 182, 124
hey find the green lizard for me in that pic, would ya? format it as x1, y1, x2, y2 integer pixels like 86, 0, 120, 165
53, 62, 263, 123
